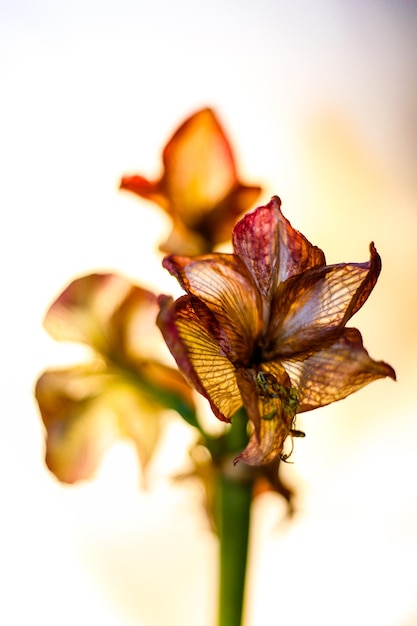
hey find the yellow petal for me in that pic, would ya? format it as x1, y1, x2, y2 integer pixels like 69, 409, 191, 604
163, 253, 262, 363
44, 274, 131, 350
158, 295, 242, 422
162, 108, 239, 222
35, 363, 162, 483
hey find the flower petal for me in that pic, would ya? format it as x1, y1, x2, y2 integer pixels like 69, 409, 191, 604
108, 282, 162, 364
44, 274, 132, 349
267, 243, 382, 356
280, 327, 396, 412
163, 253, 262, 363
161, 108, 239, 223
119, 175, 169, 212
35, 363, 162, 483
43, 273, 170, 370
233, 196, 325, 301
157, 295, 242, 422
234, 367, 295, 466
203, 184, 263, 246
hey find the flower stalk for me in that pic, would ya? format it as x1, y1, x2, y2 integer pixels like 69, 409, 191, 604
215, 408, 253, 626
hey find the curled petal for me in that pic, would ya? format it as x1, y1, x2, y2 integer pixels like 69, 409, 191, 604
119, 175, 168, 212
281, 327, 396, 413
233, 196, 325, 301
234, 415, 291, 466
234, 367, 295, 466
163, 254, 262, 363
267, 243, 382, 356
157, 295, 242, 422
35, 364, 162, 483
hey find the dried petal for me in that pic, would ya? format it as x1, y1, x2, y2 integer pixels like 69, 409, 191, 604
235, 366, 296, 465
267, 243, 382, 356
281, 327, 396, 412
233, 196, 325, 301
163, 254, 262, 363
157, 295, 242, 422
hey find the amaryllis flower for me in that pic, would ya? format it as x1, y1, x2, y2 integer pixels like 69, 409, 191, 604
157, 196, 396, 466
120, 107, 261, 255
35, 273, 195, 483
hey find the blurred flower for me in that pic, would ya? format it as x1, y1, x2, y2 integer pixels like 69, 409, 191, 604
35, 273, 196, 483
157, 196, 396, 466
120, 107, 261, 255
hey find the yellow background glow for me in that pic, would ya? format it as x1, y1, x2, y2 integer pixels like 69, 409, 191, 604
1, 1, 416, 625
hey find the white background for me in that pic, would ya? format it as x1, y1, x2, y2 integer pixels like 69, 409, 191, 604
1, 1, 417, 625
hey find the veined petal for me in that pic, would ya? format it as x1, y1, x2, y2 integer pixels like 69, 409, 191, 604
267, 243, 382, 356
35, 363, 162, 483
235, 415, 292, 466
234, 367, 295, 466
233, 196, 325, 301
163, 254, 262, 363
157, 295, 242, 422
281, 327, 396, 412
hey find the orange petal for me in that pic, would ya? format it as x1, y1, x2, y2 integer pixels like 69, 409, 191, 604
203, 184, 263, 246
161, 108, 239, 223
280, 327, 396, 412
157, 295, 242, 422
120, 108, 261, 255
119, 175, 169, 212
233, 196, 325, 301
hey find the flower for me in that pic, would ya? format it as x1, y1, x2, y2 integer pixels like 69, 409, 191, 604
120, 107, 262, 255
157, 196, 396, 466
35, 273, 195, 483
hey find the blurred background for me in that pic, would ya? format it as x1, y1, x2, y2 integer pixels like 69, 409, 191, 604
1, 1, 416, 624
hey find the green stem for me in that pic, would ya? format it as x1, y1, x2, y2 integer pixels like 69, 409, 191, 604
216, 408, 253, 626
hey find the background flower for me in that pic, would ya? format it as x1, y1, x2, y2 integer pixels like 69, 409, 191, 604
120, 108, 261, 255
35, 273, 196, 483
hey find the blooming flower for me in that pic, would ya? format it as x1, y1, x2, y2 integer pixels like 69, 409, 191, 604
35, 273, 195, 483
157, 196, 396, 466
120, 107, 261, 255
